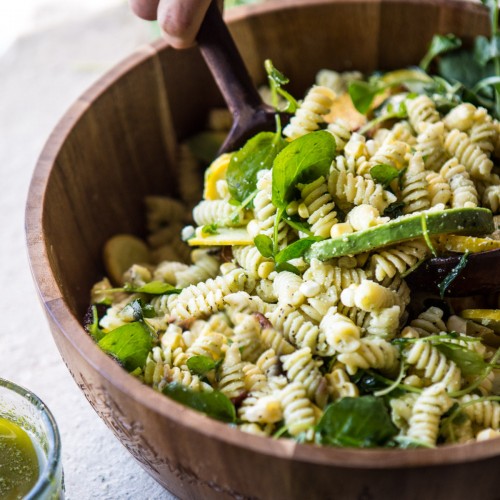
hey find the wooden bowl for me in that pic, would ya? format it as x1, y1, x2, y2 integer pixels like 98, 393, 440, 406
26, 1, 500, 498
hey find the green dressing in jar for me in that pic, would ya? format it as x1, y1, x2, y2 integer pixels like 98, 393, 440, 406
0, 417, 40, 500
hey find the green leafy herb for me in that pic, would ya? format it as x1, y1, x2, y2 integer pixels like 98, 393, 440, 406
86, 305, 105, 342
272, 130, 336, 211
227, 132, 286, 202
265, 59, 299, 113
162, 382, 236, 423
316, 396, 397, 448
436, 343, 487, 378
98, 321, 154, 372
438, 251, 469, 298
254, 234, 275, 259
370, 164, 401, 188
419, 34, 462, 71
187, 355, 219, 377
123, 281, 181, 296
275, 261, 300, 275
348, 80, 381, 114
282, 214, 314, 235
275, 236, 323, 264
201, 223, 219, 236
383, 201, 406, 219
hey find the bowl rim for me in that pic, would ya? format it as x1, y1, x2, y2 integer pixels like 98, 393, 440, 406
25, 0, 500, 471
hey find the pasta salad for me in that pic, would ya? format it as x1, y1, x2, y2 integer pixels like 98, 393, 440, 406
87, 62, 500, 449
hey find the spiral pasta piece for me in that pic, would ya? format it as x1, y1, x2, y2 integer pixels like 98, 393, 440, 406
444, 129, 493, 180
169, 268, 255, 320
325, 365, 359, 399
279, 381, 317, 437
408, 306, 447, 336
298, 176, 338, 237
161, 365, 212, 393
327, 118, 352, 151
407, 384, 453, 446
218, 343, 246, 400
267, 304, 320, 352
404, 340, 461, 391
426, 171, 451, 207
337, 336, 400, 376
232, 245, 274, 279
461, 395, 500, 429
400, 153, 431, 214
406, 95, 440, 133
482, 185, 500, 213
416, 121, 447, 171
281, 347, 328, 407
283, 85, 336, 139
370, 240, 430, 282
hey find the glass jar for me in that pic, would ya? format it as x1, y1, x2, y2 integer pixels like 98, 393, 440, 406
0, 378, 63, 499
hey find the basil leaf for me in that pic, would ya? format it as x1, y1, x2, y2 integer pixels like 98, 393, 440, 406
282, 214, 313, 235
187, 355, 218, 377
124, 281, 181, 295
162, 383, 236, 423
435, 343, 487, 377
227, 132, 286, 202
275, 236, 323, 264
370, 164, 401, 188
419, 34, 462, 71
275, 262, 300, 275
272, 130, 336, 210
348, 80, 382, 114
438, 50, 494, 89
98, 321, 153, 372
316, 396, 397, 447
85, 305, 105, 342
254, 234, 275, 259
438, 251, 469, 298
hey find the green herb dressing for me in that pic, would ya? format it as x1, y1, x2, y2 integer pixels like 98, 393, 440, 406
0, 417, 40, 499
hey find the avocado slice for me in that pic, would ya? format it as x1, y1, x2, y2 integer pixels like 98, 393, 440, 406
306, 207, 494, 261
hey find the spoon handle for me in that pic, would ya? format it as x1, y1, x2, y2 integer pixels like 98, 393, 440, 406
197, 0, 263, 119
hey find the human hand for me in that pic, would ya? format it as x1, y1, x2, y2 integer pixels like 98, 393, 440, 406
129, 0, 215, 49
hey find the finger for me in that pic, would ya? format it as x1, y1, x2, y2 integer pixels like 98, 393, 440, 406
129, 0, 160, 21
158, 0, 213, 49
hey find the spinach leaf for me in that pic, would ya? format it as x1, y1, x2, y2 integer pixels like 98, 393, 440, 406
316, 396, 397, 447
370, 164, 401, 188
438, 50, 493, 90
124, 281, 181, 295
275, 236, 323, 264
438, 251, 469, 298
85, 305, 105, 342
419, 34, 462, 71
283, 214, 313, 235
348, 80, 383, 114
272, 130, 336, 211
435, 343, 487, 377
227, 132, 286, 202
275, 262, 300, 275
98, 321, 153, 372
254, 234, 275, 259
162, 383, 236, 423
187, 355, 219, 377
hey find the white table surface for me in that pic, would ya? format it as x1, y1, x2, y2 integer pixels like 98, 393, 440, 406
0, 3, 176, 498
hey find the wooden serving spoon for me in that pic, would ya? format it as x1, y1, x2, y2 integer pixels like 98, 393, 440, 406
196, 0, 282, 153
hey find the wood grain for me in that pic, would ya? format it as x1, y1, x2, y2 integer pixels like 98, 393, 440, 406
26, 1, 499, 499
